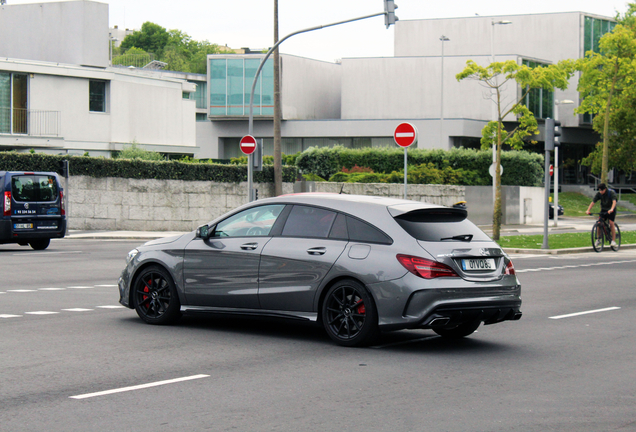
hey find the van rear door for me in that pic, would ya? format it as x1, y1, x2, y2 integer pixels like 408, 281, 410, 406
10, 174, 62, 232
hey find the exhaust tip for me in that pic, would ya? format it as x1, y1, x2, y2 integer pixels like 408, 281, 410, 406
427, 317, 451, 327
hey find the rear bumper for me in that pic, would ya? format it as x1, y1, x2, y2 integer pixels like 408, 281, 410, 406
0, 219, 66, 244
368, 274, 522, 331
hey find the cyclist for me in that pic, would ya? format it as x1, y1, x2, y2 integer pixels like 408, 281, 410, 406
585, 183, 618, 247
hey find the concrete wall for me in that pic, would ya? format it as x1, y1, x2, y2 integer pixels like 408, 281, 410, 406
67, 176, 295, 231
0, 1, 108, 68
465, 186, 545, 225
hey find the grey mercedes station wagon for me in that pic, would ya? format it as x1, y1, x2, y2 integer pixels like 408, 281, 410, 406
119, 194, 521, 346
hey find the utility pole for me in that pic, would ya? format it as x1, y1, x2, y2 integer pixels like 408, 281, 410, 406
273, 0, 283, 196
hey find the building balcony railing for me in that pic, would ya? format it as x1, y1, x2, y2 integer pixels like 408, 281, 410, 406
0, 107, 60, 137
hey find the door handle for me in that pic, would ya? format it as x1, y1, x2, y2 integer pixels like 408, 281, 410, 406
241, 242, 258, 250
307, 247, 326, 255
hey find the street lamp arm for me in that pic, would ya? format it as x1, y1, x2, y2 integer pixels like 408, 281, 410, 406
248, 11, 385, 135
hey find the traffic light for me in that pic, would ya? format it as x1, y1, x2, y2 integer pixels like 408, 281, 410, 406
384, 0, 398, 28
59, 159, 69, 178
553, 120, 562, 147
253, 139, 263, 172
545, 118, 555, 151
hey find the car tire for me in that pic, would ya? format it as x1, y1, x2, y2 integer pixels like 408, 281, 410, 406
29, 239, 50, 250
433, 319, 481, 339
132, 265, 181, 325
322, 279, 379, 347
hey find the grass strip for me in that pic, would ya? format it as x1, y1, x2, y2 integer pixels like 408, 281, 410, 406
497, 230, 636, 249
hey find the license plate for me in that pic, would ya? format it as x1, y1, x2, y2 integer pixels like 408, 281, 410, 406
461, 258, 496, 271
14, 223, 33, 229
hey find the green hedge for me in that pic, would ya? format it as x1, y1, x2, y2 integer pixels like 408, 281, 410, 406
0, 152, 297, 183
296, 146, 544, 186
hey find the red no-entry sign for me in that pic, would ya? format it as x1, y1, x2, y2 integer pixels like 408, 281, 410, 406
240, 135, 257, 155
394, 123, 418, 148
549, 164, 554, 176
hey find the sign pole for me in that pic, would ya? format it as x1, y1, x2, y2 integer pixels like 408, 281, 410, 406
393, 123, 418, 200
239, 135, 258, 202
404, 148, 408, 199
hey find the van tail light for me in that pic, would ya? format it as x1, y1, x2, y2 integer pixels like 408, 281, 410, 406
60, 191, 65, 216
3, 191, 11, 216
397, 254, 459, 279
505, 259, 516, 276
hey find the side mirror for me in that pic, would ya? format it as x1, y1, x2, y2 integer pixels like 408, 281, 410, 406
196, 224, 210, 240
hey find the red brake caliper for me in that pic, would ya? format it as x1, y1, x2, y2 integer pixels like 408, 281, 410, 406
356, 299, 365, 315
143, 279, 151, 309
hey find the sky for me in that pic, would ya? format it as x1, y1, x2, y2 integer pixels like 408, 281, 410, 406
8, 0, 633, 62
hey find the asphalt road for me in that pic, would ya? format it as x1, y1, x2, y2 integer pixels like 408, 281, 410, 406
1, 239, 635, 432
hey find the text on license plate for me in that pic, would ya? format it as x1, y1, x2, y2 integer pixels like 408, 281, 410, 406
14, 223, 33, 229
461, 258, 496, 271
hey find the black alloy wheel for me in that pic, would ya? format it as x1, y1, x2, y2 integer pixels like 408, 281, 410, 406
591, 222, 604, 252
433, 319, 481, 339
322, 280, 378, 347
611, 224, 621, 251
133, 266, 181, 325
29, 239, 50, 250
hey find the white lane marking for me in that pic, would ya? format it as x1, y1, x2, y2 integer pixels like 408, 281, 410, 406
96, 305, 125, 309
25, 311, 59, 315
95, 284, 118, 287
68, 286, 93, 289
11, 251, 84, 256
69, 374, 210, 400
62, 308, 94, 312
39, 288, 66, 291
7, 289, 37, 293
550, 307, 621, 320
0, 314, 22, 318
517, 259, 636, 273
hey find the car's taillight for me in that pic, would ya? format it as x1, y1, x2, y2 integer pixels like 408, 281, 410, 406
505, 259, 516, 275
396, 254, 459, 279
60, 191, 65, 216
3, 191, 11, 216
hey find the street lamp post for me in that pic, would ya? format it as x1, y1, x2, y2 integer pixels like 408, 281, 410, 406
440, 35, 450, 148
553, 99, 574, 227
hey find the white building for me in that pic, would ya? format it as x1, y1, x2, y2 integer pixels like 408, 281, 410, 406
204, 12, 617, 185
0, 1, 196, 157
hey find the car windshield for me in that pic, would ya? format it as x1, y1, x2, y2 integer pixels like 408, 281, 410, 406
394, 209, 491, 242
11, 175, 58, 202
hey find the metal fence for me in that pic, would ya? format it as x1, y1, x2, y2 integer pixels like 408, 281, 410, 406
0, 107, 60, 137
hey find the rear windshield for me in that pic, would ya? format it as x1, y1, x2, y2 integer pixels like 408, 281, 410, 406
11, 175, 59, 202
394, 209, 491, 242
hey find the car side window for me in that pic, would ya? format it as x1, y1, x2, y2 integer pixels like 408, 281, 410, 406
281, 205, 337, 239
346, 216, 393, 245
213, 204, 285, 237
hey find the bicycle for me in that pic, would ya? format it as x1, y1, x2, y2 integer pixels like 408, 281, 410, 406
590, 213, 621, 252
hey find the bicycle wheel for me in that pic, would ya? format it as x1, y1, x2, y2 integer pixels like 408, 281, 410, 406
611, 224, 621, 251
591, 222, 604, 252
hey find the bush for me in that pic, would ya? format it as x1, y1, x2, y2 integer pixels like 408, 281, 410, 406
115, 142, 165, 161
297, 146, 543, 186
0, 152, 297, 183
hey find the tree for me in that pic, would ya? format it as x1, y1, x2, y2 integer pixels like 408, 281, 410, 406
457, 59, 573, 240
120, 22, 170, 58
576, 5, 636, 183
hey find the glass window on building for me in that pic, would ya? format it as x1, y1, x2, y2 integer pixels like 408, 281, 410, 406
0, 72, 28, 134
208, 57, 274, 117
584, 16, 617, 54
187, 81, 207, 109
521, 60, 553, 120
89, 80, 107, 113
